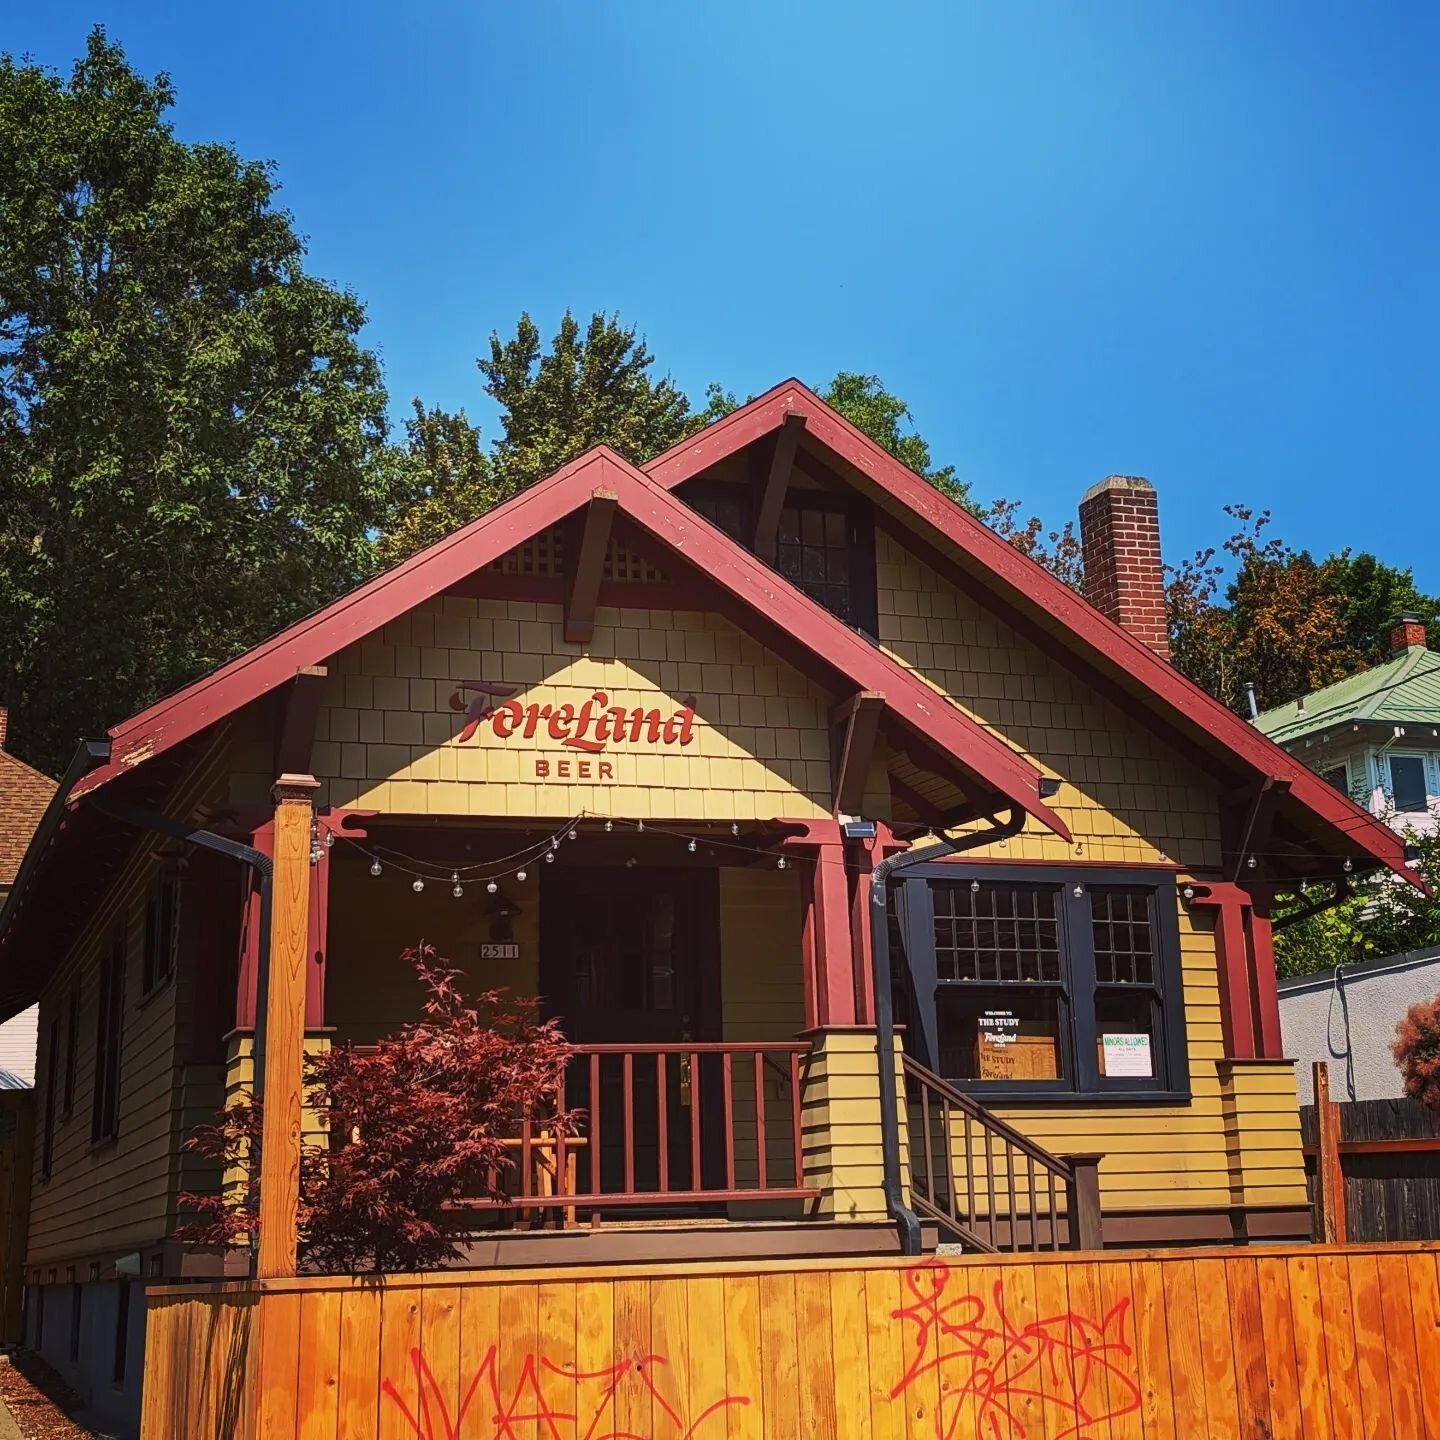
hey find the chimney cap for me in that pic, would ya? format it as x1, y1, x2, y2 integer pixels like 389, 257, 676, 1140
1390, 611, 1424, 628
1080, 474, 1155, 504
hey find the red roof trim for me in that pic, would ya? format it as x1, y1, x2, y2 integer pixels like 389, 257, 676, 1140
71, 446, 1068, 837
645, 380, 1414, 884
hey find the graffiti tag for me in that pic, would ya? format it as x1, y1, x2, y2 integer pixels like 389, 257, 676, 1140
381, 1343, 747, 1440
891, 1260, 1141, 1440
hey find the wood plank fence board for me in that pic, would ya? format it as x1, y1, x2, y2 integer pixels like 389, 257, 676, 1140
140, 1242, 1440, 1440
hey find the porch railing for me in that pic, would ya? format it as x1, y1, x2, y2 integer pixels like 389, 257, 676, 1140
469, 1041, 818, 1223
902, 1054, 1102, 1252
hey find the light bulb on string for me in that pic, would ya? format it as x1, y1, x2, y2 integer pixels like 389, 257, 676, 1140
486, 880, 498, 895
324, 830, 334, 848
970, 880, 980, 894
569, 829, 578, 841
731, 823, 739, 836
1343, 858, 1353, 873
777, 856, 787, 869
516, 869, 527, 882
636, 820, 645, 832
369, 858, 382, 878
604, 820, 613, 833
545, 851, 555, 863
687, 839, 697, 853
453, 882, 464, 898
412, 877, 425, 894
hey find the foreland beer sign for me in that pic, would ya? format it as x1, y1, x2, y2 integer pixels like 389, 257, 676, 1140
448, 680, 697, 782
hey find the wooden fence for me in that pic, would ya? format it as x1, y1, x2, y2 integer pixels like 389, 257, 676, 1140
1302, 1087, 1440, 1243
142, 1242, 1440, 1440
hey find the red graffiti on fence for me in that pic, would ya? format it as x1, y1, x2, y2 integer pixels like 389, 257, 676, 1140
891, 1260, 1141, 1440
381, 1343, 748, 1440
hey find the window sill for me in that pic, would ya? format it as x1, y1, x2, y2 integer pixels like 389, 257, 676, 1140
951, 1086, 1193, 1107
88, 1134, 119, 1155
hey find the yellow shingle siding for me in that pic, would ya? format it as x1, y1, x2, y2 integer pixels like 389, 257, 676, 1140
229, 599, 835, 822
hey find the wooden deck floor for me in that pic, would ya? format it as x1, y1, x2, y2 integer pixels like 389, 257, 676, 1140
142, 1241, 1440, 1439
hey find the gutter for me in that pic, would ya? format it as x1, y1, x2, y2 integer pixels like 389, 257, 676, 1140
867, 806, 1028, 1255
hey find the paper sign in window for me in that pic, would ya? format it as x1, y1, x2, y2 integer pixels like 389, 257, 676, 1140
1101, 1032, 1153, 1078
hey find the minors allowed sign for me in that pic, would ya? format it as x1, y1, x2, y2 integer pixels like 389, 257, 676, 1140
1101, 1032, 1153, 1078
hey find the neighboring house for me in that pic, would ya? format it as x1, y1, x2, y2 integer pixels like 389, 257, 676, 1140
0, 382, 1414, 1434
1255, 614, 1440, 838
1279, 943, 1440, 1105
0, 710, 56, 1086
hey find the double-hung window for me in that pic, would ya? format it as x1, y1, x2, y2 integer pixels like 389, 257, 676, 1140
1387, 754, 1430, 815
890, 865, 1188, 1101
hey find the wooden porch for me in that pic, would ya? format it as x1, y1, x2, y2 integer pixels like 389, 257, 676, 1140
142, 1241, 1440, 1440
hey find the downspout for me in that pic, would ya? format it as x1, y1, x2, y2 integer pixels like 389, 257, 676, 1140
868, 806, 1027, 1255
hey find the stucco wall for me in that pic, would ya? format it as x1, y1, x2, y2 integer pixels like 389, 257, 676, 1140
1279, 945, 1440, 1104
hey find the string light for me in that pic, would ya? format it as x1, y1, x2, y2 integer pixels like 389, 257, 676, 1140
370, 858, 382, 877
731, 823, 740, 836
486, 881, 498, 895
545, 851, 555, 863
516, 869, 527, 882
453, 882, 464, 898
687, 839, 697, 853
777, 856, 788, 869
604, 820, 613, 832
412, 877, 425, 894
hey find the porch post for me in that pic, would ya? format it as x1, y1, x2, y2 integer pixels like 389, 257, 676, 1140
787, 820, 856, 1028
255, 773, 317, 1280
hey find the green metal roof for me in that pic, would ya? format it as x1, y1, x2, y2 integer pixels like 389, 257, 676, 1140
1255, 645, 1440, 746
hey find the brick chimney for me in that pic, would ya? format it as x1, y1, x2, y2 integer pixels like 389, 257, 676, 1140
1390, 612, 1429, 654
1078, 475, 1169, 658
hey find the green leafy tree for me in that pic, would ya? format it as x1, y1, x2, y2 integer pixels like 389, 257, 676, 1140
0, 31, 411, 774
1274, 809, 1440, 978
1326, 552, 1439, 662
820, 372, 976, 512
379, 311, 703, 564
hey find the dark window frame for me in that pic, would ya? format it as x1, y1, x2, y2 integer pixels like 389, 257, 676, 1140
141, 870, 179, 998
679, 481, 879, 636
40, 1020, 59, 1180
1321, 763, 1349, 797
61, 983, 78, 1120
1388, 753, 1429, 814
91, 933, 126, 1145
891, 864, 1190, 1104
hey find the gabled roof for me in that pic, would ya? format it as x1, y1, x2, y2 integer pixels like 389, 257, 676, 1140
0, 749, 55, 888
65, 446, 1068, 836
645, 379, 1417, 886
1255, 645, 1440, 748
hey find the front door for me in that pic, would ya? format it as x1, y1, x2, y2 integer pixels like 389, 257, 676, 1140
540, 867, 720, 1199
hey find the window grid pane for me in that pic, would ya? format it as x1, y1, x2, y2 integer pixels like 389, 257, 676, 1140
776, 500, 852, 623
931, 882, 1061, 983
1090, 887, 1155, 986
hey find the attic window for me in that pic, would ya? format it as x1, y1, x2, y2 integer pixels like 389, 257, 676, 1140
1321, 764, 1349, 796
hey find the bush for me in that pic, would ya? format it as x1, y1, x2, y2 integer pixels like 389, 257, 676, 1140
1393, 994, 1440, 1114
176, 945, 574, 1272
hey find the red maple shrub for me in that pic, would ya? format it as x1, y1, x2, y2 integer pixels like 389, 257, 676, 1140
1393, 994, 1440, 1114
176, 945, 574, 1272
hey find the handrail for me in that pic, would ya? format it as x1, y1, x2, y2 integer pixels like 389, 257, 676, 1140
901, 1054, 1102, 1253
901, 1055, 1073, 1180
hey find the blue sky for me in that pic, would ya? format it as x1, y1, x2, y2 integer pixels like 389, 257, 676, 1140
12, 1, 1440, 588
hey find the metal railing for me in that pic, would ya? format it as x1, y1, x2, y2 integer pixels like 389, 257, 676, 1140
902, 1054, 1102, 1252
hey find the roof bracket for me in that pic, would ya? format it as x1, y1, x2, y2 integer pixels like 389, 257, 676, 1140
830, 691, 885, 815
753, 413, 806, 563
562, 488, 618, 645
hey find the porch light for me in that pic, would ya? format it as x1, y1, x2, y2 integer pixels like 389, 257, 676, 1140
369, 858, 382, 877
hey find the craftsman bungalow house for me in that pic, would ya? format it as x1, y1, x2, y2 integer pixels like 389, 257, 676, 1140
0, 381, 1414, 1434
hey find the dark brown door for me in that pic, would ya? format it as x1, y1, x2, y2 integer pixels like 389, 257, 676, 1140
541, 867, 720, 1199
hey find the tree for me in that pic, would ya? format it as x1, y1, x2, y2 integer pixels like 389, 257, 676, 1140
380, 311, 704, 564
1327, 552, 1440, 663
0, 31, 413, 774
1393, 993, 1440, 1114
1165, 508, 1361, 713
176, 946, 574, 1273
1273, 814, 1440, 979
819, 373, 978, 513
